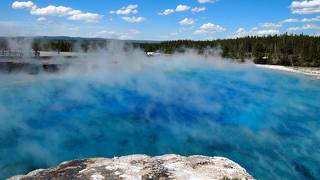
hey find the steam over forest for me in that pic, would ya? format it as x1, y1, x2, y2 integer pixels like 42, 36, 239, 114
1, 34, 320, 67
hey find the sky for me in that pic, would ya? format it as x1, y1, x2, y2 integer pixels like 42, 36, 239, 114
0, 0, 320, 40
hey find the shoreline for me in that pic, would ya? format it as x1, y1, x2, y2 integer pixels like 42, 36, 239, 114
255, 64, 320, 80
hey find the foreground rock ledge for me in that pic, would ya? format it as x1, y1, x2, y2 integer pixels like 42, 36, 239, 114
9, 154, 253, 180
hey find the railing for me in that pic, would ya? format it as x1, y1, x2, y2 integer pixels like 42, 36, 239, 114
0, 49, 23, 57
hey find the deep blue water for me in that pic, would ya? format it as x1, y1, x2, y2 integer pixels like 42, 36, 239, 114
0, 66, 319, 179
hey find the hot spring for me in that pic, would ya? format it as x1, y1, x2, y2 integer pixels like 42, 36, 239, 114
0, 51, 319, 179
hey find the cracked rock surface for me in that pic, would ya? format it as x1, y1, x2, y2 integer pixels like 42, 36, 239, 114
9, 154, 253, 180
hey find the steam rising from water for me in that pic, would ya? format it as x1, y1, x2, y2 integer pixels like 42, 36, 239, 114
0, 42, 320, 179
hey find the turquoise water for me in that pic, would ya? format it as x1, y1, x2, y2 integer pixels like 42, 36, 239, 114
0, 65, 319, 179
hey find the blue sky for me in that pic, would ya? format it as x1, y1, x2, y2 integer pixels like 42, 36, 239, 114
0, 0, 320, 40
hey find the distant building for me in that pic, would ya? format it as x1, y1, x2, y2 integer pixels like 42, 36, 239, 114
146, 52, 161, 56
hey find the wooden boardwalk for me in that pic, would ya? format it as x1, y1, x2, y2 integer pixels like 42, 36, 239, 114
0, 50, 75, 73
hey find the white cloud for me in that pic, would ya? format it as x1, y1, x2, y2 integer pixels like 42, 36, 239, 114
235, 27, 245, 34
67, 26, 80, 31
30, 5, 76, 16
232, 27, 279, 38
279, 18, 299, 24
291, 0, 320, 8
121, 16, 145, 23
179, 18, 195, 26
12, 1, 102, 23
260, 22, 282, 28
287, 27, 300, 31
276, 16, 320, 25
95, 30, 129, 39
277, 16, 320, 25
301, 16, 320, 22
302, 23, 320, 30
176, 5, 191, 12
254, 16, 320, 35
109, 4, 144, 23
197, 0, 218, 4
283, 22, 320, 33
109, 4, 138, 15
256, 29, 279, 36
194, 23, 226, 34
37, 17, 47, 22
92, 29, 140, 39
290, 0, 320, 14
12, 1, 35, 9
159, 5, 205, 15
68, 13, 102, 22
285, 23, 320, 32
128, 29, 140, 34
191, 7, 206, 13
158, 9, 175, 16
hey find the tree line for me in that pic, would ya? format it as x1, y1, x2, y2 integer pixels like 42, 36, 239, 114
1, 34, 320, 67
138, 34, 320, 67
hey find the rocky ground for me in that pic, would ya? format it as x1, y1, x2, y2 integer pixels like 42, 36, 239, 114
9, 154, 253, 180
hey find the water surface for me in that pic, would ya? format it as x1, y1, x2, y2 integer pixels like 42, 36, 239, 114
0, 64, 319, 179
